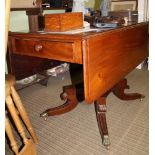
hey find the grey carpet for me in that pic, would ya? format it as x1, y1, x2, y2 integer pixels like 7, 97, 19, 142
5, 69, 149, 155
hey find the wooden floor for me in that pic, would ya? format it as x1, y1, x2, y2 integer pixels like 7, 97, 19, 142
6, 69, 148, 155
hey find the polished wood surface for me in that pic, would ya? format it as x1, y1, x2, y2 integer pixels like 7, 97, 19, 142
40, 85, 78, 118
7, 53, 54, 80
11, 37, 82, 64
9, 22, 148, 103
9, 22, 148, 148
83, 23, 148, 102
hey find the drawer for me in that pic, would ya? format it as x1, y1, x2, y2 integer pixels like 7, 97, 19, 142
12, 38, 82, 64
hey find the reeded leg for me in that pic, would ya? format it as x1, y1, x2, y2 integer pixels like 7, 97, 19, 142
112, 78, 145, 100
94, 97, 110, 149
40, 86, 79, 120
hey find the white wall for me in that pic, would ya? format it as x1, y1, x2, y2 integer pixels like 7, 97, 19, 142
11, 0, 37, 8
138, 0, 149, 22
85, 0, 95, 9
9, 11, 29, 32
43, 10, 65, 15
137, 0, 148, 69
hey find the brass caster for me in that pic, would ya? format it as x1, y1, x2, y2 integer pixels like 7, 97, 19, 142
103, 135, 110, 150
140, 95, 145, 101
60, 92, 68, 100
105, 145, 110, 150
40, 112, 48, 121
44, 117, 47, 121
99, 104, 107, 111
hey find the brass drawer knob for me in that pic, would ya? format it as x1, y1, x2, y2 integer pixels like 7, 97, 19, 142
34, 44, 43, 52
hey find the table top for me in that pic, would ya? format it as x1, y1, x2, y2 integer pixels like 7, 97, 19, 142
9, 21, 149, 103
10, 21, 148, 37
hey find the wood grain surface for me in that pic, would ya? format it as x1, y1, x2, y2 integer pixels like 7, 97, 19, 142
9, 22, 149, 103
